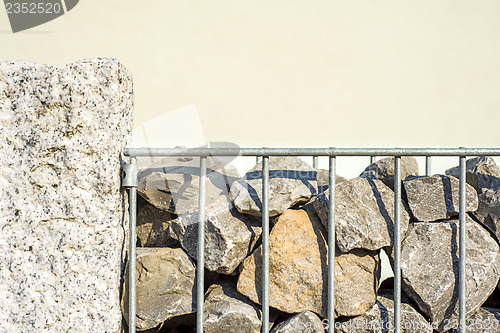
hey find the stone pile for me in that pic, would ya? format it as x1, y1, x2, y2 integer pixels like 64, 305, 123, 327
123, 156, 500, 332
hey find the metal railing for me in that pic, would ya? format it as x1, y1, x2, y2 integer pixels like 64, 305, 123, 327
122, 147, 500, 333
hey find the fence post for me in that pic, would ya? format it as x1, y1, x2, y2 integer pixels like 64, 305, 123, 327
122, 158, 138, 333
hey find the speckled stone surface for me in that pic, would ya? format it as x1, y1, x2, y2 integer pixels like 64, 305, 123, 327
0, 59, 133, 332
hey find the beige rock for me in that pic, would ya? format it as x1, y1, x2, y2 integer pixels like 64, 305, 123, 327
229, 157, 318, 217
396, 218, 500, 331
403, 175, 478, 221
136, 196, 175, 247
237, 209, 379, 318
121, 248, 196, 331
336, 291, 432, 333
314, 177, 410, 252
204, 282, 262, 333
446, 156, 500, 193
360, 156, 419, 190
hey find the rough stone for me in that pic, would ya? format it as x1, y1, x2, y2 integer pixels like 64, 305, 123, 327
336, 291, 432, 333
402, 175, 478, 222
271, 311, 325, 333
360, 156, 419, 189
0, 59, 133, 332
204, 282, 262, 333
136, 196, 176, 247
446, 157, 500, 193
450, 307, 500, 333
137, 156, 240, 215
395, 218, 500, 331
169, 194, 261, 274
314, 177, 410, 252
121, 247, 196, 331
316, 168, 345, 192
237, 209, 380, 318
472, 188, 500, 243
229, 157, 318, 217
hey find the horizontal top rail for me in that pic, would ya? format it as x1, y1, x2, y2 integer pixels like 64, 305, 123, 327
124, 147, 500, 157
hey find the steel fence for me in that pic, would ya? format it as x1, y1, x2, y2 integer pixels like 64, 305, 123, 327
122, 147, 500, 333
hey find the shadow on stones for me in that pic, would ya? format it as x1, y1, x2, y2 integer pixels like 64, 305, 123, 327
367, 178, 394, 244
375, 301, 391, 333
440, 175, 455, 214
441, 222, 459, 331
308, 210, 329, 316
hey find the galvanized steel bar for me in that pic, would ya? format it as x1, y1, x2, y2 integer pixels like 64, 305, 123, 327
370, 156, 376, 164
425, 156, 431, 176
127, 157, 138, 333
196, 157, 207, 333
313, 156, 319, 168
459, 156, 467, 333
327, 156, 336, 332
124, 147, 500, 157
262, 156, 270, 333
393, 156, 402, 333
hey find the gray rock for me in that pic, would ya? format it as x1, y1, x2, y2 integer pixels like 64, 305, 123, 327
316, 168, 346, 192
229, 157, 318, 217
472, 188, 500, 243
271, 311, 325, 333
360, 156, 419, 189
204, 282, 262, 333
395, 218, 500, 331
403, 175, 478, 221
121, 247, 196, 331
237, 209, 380, 318
137, 156, 240, 215
169, 195, 261, 274
136, 196, 176, 247
0, 59, 132, 332
451, 307, 500, 333
446, 157, 500, 193
314, 177, 410, 252
336, 291, 432, 333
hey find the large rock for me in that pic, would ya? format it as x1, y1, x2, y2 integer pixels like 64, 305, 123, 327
136, 196, 176, 247
360, 156, 419, 189
472, 188, 500, 243
403, 175, 478, 222
137, 156, 240, 215
446, 157, 500, 193
271, 311, 325, 333
204, 282, 262, 333
229, 157, 318, 217
121, 247, 196, 331
237, 209, 380, 318
314, 177, 410, 252
0, 59, 132, 332
395, 218, 500, 331
168, 195, 261, 274
450, 307, 500, 333
336, 291, 432, 333
316, 168, 346, 192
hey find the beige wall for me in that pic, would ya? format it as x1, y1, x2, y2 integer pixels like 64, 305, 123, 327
2, 1, 500, 153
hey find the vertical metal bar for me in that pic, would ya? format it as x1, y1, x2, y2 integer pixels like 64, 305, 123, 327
459, 155, 467, 333
128, 157, 137, 333
196, 156, 207, 333
425, 156, 431, 176
262, 156, 270, 333
327, 156, 336, 332
313, 156, 319, 169
393, 156, 402, 333
370, 156, 376, 164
